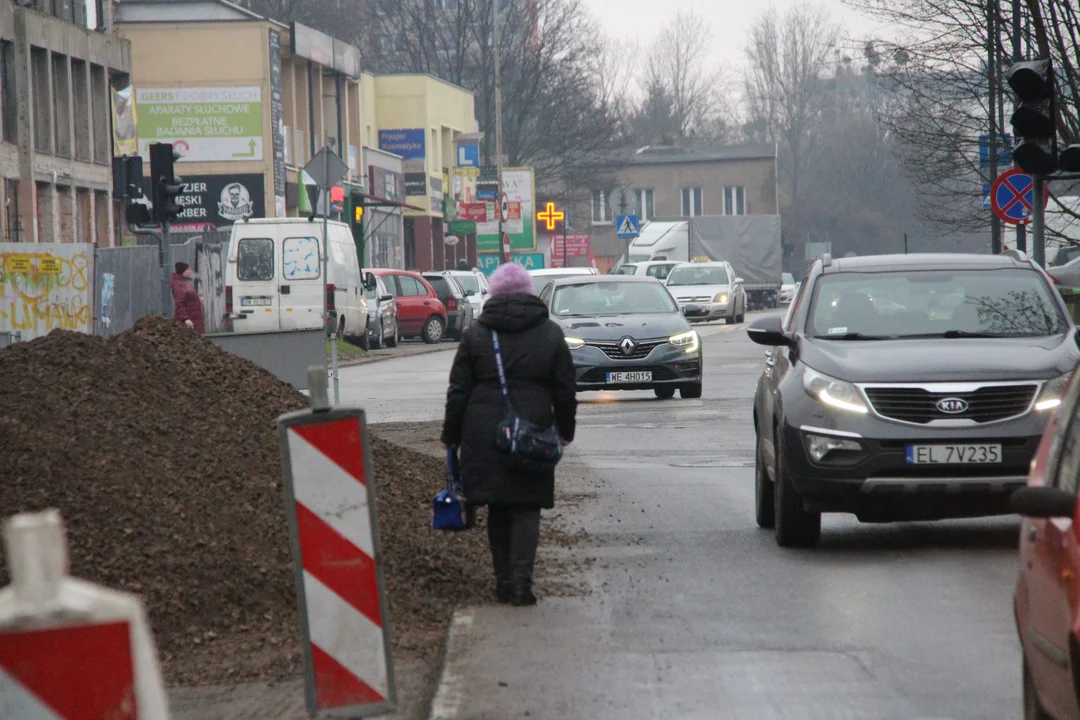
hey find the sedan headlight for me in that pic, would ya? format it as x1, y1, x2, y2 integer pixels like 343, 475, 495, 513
802, 367, 868, 414
565, 337, 585, 350
669, 330, 699, 354
714, 292, 729, 304
1035, 372, 1073, 412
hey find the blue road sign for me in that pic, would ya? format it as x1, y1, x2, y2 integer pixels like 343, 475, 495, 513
979, 134, 1013, 167
616, 214, 640, 238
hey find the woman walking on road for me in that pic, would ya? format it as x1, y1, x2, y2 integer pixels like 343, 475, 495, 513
171, 262, 205, 335
441, 262, 577, 606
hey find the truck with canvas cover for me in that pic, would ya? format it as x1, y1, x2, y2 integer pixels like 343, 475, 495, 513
625, 216, 783, 308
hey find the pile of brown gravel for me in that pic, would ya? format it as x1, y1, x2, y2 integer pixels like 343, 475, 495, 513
0, 316, 491, 685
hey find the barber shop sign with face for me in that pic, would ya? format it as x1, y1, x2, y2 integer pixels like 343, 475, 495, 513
218, 182, 255, 221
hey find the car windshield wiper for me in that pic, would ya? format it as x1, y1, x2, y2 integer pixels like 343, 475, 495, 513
812, 332, 894, 340
901, 330, 1015, 339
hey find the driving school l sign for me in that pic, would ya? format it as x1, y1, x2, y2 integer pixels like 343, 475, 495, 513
990, 169, 1048, 226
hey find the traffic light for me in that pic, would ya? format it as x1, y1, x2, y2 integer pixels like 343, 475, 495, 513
149, 142, 183, 225
1060, 145, 1080, 173
1006, 58, 1057, 176
348, 189, 365, 269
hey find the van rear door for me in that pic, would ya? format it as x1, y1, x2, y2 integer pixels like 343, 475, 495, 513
280, 233, 323, 330
233, 232, 279, 331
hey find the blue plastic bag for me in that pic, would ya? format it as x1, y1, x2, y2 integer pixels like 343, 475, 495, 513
433, 447, 471, 531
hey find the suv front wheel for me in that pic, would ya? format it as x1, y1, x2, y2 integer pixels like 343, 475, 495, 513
774, 430, 821, 547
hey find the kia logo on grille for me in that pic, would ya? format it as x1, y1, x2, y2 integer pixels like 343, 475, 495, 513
620, 337, 636, 355
936, 397, 969, 414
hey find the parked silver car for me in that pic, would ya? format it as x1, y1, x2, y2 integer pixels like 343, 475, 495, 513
444, 270, 488, 319
365, 275, 399, 349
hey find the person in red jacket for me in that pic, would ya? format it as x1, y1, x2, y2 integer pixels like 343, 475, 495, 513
171, 262, 205, 334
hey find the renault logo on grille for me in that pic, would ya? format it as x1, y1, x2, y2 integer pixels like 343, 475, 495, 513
620, 337, 636, 355
936, 397, 969, 414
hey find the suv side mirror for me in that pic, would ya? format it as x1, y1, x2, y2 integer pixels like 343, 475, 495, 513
379, 294, 393, 303
747, 315, 792, 347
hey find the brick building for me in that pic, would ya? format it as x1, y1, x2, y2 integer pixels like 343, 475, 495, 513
574, 143, 780, 271
0, 0, 131, 244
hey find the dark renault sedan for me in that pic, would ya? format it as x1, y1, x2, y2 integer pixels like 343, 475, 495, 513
537, 275, 706, 398
748, 252, 1079, 547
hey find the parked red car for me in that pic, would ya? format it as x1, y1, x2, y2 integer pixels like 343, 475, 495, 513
1012, 367, 1080, 720
366, 269, 447, 344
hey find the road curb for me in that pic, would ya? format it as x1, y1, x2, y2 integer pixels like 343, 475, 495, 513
427, 609, 475, 720
335, 344, 457, 368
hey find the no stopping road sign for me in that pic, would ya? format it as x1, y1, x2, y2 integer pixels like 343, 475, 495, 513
990, 169, 1049, 226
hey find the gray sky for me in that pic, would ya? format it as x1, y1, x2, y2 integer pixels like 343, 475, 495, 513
585, 0, 890, 78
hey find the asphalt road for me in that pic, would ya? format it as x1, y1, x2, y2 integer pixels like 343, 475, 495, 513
342, 311, 1023, 720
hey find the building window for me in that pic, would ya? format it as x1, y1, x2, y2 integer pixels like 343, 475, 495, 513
591, 189, 612, 224
635, 188, 654, 221
724, 186, 746, 215
1, 42, 16, 144
681, 188, 703, 217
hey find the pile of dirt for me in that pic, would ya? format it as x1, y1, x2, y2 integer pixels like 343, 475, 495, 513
0, 316, 491, 685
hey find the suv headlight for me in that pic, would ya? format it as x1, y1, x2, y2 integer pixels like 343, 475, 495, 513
1036, 372, 1073, 412
669, 330, 699, 353
803, 367, 868, 414
714, 292, 729, 303
565, 337, 585, 350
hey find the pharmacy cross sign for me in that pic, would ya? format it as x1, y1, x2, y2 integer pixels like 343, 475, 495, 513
537, 202, 565, 231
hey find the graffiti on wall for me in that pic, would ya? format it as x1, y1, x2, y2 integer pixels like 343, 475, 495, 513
0, 244, 95, 340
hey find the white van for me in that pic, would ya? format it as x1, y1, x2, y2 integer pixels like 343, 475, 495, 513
224, 218, 368, 343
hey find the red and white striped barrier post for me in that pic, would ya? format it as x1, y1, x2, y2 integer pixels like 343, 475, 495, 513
277, 367, 396, 718
0, 510, 171, 719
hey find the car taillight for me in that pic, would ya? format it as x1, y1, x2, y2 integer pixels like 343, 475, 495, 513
327, 283, 336, 312
225, 285, 233, 313
447, 295, 457, 311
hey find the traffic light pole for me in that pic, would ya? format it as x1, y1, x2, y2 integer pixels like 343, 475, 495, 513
1032, 174, 1046, 266
321, 185, 340, 406
987, 0, 1002, 255
493, 0, 505, 266
1011, 0, 1026, 252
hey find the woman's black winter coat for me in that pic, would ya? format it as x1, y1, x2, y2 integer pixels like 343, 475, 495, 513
441, 292, 577, 509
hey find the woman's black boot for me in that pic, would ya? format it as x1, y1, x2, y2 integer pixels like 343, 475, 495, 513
495, 580, 513, 604
511, 579, 537, 607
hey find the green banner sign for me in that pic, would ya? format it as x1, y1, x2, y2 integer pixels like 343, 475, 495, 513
135, 86, 264, 162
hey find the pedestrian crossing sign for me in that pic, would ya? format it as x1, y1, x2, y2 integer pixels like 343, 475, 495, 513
616, 214, 640, 238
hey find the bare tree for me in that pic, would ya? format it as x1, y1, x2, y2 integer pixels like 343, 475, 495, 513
743, 3, 843, 201
845, 0, 1080, 236
640, 10, 721, 141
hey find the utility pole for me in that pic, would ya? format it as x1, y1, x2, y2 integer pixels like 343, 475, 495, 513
1012, 0, 1026, 252
493, 0, 504, 265
563, 176, 570, 268
987, 0, 1001, 255
904, 232, 909, 254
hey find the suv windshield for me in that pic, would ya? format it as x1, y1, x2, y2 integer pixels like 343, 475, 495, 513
807, 268, 1067, 339
667, 266, 729, 286
553, 281, 677, 316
